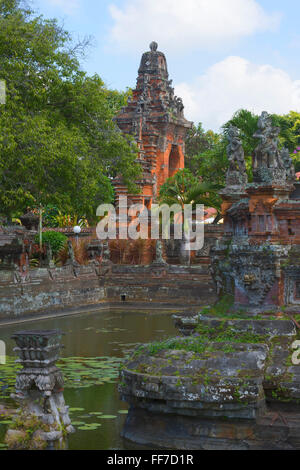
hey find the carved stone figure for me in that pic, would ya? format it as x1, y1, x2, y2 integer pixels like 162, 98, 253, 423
281, 146, 296, 182
67, 240, 76, 265
44, 242, 55, 269
153, 240, 167, 265
253, 111, 284, 170
252, 111, 288, 183
102, 240, 111, 264
226, 126, 248, 186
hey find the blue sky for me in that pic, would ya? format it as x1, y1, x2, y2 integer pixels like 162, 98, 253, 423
32, 0, 300, 130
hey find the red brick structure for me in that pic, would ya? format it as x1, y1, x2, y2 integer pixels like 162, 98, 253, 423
114, 42, 192, 208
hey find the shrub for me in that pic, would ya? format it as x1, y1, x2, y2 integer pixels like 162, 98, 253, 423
35, 231, 68, 256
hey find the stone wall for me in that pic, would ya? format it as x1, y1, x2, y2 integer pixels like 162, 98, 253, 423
0, 263, 216, 321
0, 265, 105, 319
102, 264, 215, 305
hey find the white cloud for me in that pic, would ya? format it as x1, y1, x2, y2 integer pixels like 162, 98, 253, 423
175, 56, 300, 131
108, 0, 280, 52
46, 0, 80, 15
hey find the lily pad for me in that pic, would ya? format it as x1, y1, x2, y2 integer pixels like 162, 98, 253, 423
78, 423, 102, 431
99, 415, 117, 419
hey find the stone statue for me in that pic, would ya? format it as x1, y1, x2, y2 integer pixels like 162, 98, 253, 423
174, 96, 184, 115
45, 243, 55, 269
281, 146, 296, 182
102, 240, 111, 264
226, 126, 248, 186
153, 240, 167, 265
253, 111, 284, 170
66, 240, 78, 266
252, 111, 289, 184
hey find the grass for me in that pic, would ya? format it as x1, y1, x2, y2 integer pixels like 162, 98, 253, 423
199, 294, 235, 318
195, 322, 268, 344
133, 323, 267, 358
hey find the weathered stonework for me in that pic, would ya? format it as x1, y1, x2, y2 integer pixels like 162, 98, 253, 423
0, 263, 215, 321
120, 315, 300, 449
6, 330, 73, 450
119, 111, 300, 450
213, 111, 298, 313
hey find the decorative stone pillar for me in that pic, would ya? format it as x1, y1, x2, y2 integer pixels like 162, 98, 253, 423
5, 330, 74, 450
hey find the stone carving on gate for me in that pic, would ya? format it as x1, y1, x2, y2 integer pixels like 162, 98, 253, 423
225, 126, 248, 188
252, 111, 293, 184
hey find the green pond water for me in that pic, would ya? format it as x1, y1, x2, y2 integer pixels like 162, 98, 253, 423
0, 309, 178, 450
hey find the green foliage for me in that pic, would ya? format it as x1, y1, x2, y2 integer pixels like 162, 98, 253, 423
34, 231, 67, 255
158, 168, 222, 212
199, 295, 234, 317
0, 0, 140, 220
133, 320, 266, 358
54, 211, 89, 228
195, 322, 267, 344
42, 204, 60, 228
185, 123, 219, 173
6, 412, 49, 450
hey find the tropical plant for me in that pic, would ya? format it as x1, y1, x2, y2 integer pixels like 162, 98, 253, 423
159, 169, 222, 212
34, 231, 68, 256
54, 212, 89, 228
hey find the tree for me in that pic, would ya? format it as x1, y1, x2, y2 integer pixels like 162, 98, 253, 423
0, 0, 140, 221
185, 123, 220, 176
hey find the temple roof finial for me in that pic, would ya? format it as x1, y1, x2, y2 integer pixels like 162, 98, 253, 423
150, 41, 158, 52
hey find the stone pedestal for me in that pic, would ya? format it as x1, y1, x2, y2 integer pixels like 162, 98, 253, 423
119, 315, 300, 449
5, 330, 74, 450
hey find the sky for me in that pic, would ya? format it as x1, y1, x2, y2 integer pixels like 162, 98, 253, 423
32, 0, 300, 131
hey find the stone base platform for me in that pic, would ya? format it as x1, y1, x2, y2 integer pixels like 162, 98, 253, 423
122, 406, 300, 450
119, 315, 300, 449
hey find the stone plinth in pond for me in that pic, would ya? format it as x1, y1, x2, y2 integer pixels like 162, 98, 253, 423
5, 329, 74, 450
119, 315, 300, 449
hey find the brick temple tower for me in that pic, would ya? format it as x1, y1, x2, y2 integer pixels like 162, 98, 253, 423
114, 41, 192, 208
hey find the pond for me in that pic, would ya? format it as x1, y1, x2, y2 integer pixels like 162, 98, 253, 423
0, 309, 178, 450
